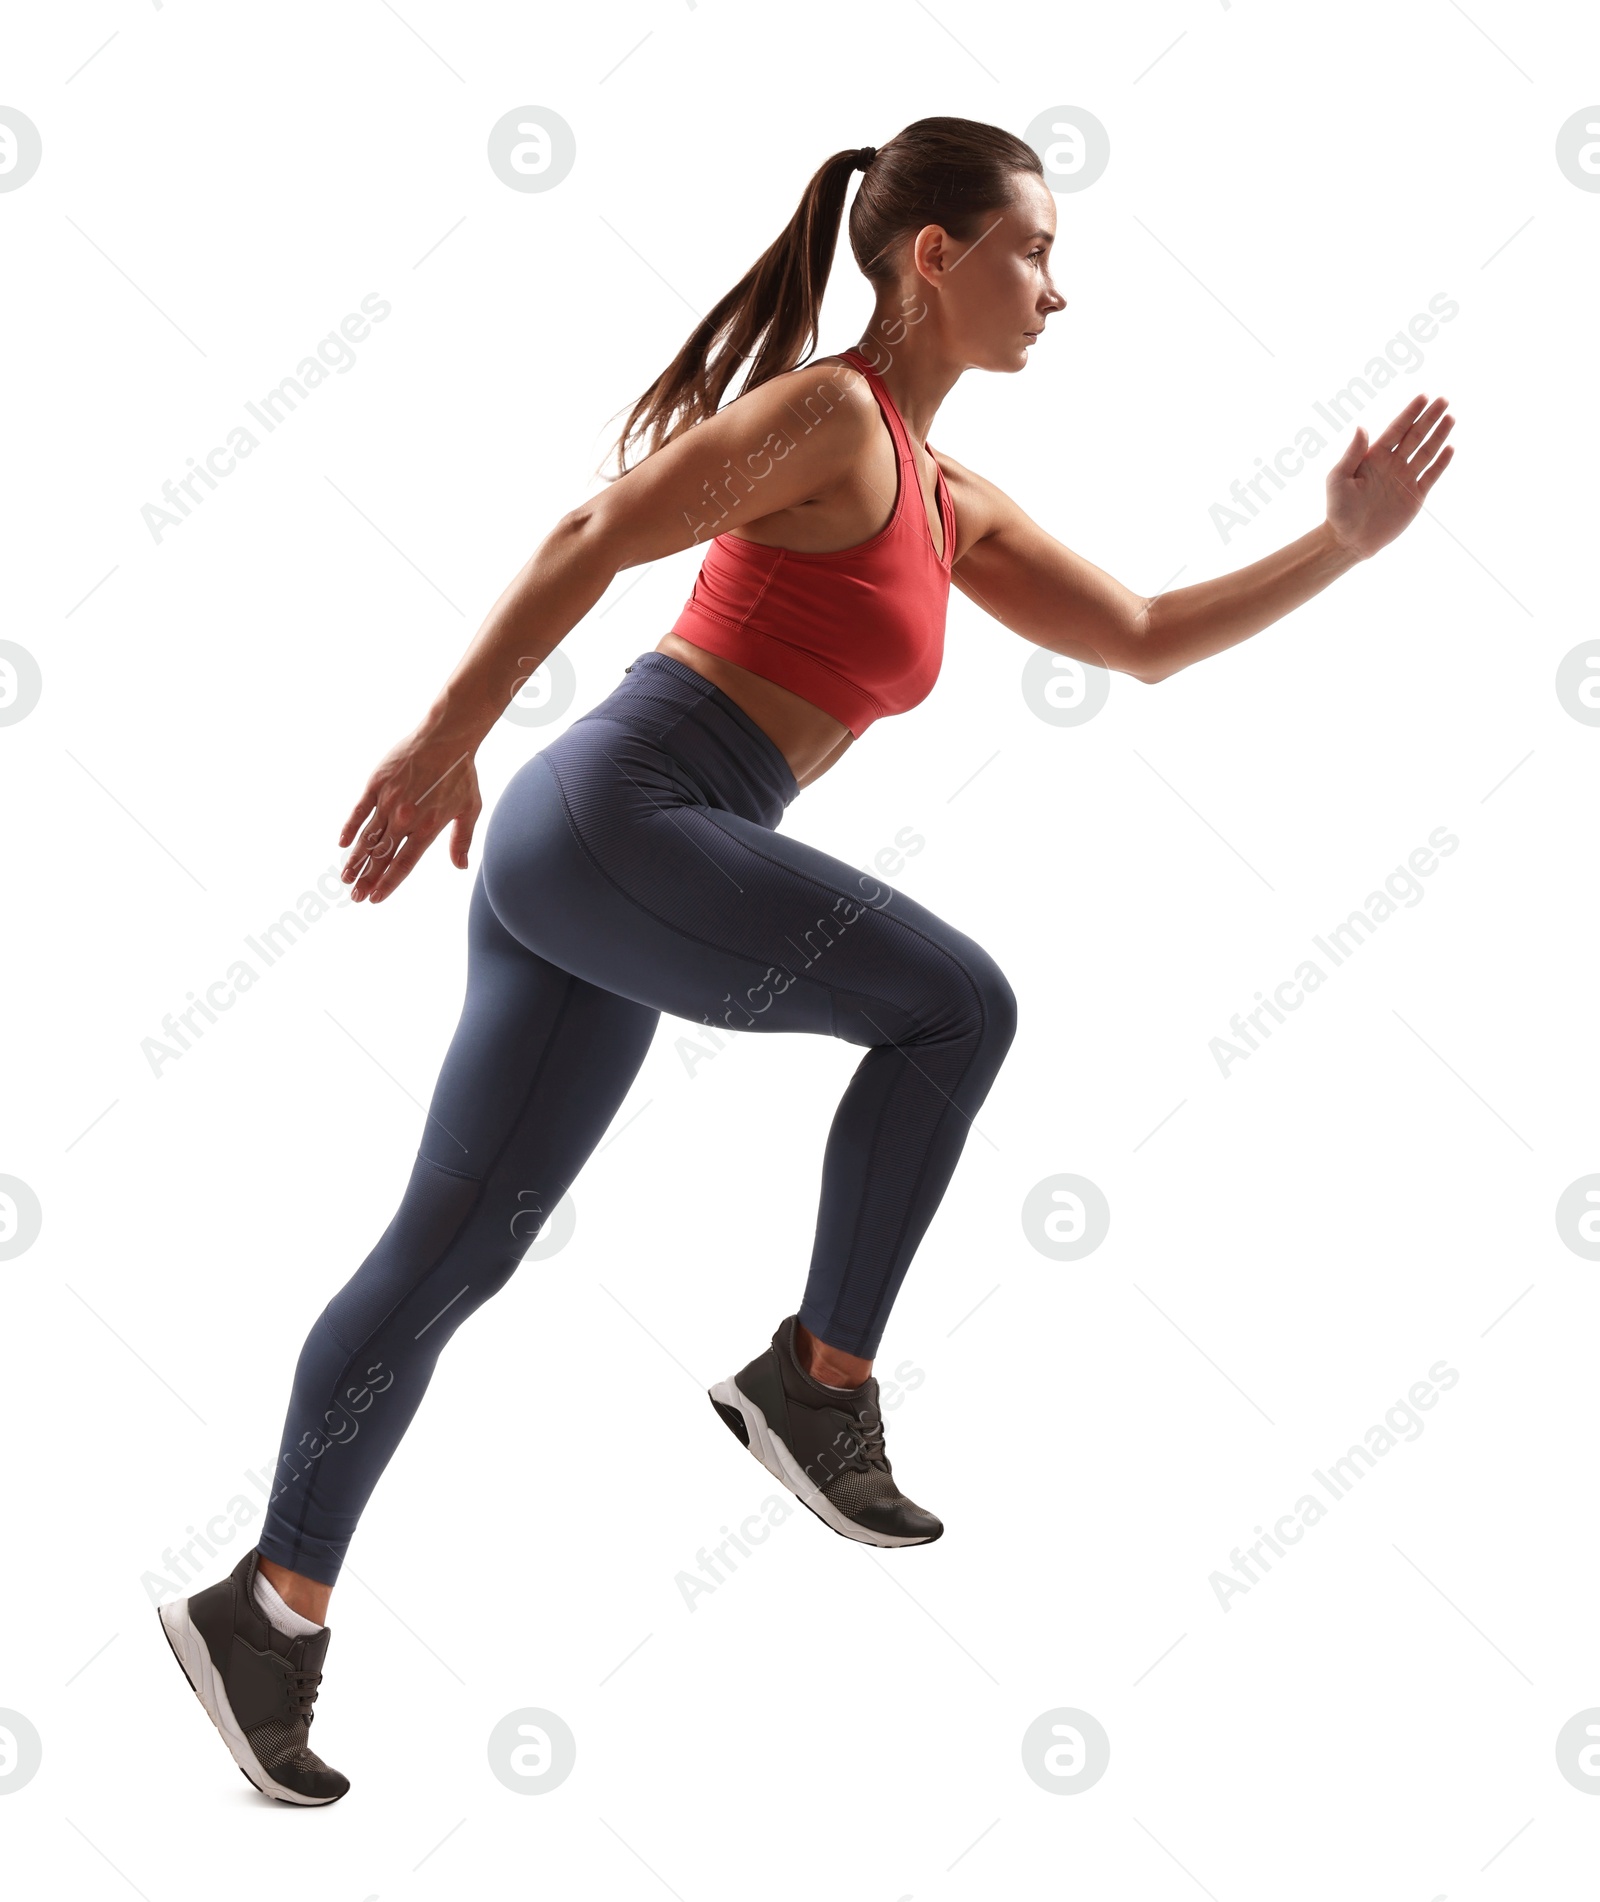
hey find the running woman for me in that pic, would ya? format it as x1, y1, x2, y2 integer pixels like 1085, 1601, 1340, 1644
157, 115, 1454, 1803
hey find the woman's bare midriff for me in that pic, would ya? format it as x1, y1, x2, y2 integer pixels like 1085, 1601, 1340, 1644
652, 631, 854, 791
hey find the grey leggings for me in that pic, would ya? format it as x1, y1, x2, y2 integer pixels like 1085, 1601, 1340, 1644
257, 651, 1018, 1584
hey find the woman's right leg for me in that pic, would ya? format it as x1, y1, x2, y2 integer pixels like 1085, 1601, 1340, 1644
471, 713, 1018, 1547
481, 741, 1020, 1366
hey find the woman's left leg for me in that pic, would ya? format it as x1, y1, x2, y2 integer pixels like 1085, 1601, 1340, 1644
256, 868, 660, 1590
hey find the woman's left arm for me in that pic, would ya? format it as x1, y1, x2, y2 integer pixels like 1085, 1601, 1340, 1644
946, 392, 1454, 684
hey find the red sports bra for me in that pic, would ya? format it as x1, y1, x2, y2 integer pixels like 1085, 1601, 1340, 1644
668, 346, 956, 738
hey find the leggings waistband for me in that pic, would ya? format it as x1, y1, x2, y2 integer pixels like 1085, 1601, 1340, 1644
568, 650, 800, 829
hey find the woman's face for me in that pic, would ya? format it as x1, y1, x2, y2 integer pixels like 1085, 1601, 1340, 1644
913, 170, 1067, 370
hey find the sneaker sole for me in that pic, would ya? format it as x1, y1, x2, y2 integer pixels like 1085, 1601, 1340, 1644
708, 1376, 939, 1547
157, 1598, 344, 1806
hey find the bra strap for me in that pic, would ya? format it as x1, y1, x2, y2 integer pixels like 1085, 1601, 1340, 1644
839, 348, 914, 471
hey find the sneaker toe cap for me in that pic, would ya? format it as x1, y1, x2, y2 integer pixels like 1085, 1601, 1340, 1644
852, 1498, 944, 1543
277, 1752, 350, 1803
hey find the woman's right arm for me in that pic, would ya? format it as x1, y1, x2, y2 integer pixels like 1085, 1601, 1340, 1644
339, 361, 869, 904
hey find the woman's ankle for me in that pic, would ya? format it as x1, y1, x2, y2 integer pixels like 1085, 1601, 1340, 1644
258, 1554, 332, 1624
794, 1318, 873, 1388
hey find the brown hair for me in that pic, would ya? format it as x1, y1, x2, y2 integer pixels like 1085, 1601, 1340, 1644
599, 115, 1043, 479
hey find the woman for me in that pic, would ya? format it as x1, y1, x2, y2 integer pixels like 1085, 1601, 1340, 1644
156, 115, 1454, 1804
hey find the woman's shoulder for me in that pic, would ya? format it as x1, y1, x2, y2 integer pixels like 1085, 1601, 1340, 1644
757, 350, 875, 406
722, 353, 882, 459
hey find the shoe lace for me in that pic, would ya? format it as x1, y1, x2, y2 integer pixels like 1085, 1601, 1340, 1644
286, 1666, 323, 1723
838, 1405, 889, 1473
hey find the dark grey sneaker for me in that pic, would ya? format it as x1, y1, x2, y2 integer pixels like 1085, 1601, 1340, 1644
157, 1545, 349, 1805
709, 1314, 942, 1547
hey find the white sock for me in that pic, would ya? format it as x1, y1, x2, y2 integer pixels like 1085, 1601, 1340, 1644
253, 1565, 324, 1637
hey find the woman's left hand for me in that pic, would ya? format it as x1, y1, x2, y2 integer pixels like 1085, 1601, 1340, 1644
1324, 393, 1455, 561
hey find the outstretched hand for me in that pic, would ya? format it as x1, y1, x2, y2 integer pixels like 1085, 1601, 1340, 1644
1324, 393, 1455, 561
339, 720, 483, 904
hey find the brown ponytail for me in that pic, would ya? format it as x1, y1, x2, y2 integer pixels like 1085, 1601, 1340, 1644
598, 116, 1043, 480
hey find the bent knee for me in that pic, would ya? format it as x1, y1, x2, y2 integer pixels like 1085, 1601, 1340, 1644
925, 942, 1018, 1053
832, 936, 1019, 1055
968, 951, 1019, 1054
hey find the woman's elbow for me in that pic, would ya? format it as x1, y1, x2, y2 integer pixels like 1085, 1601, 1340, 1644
1123, 602, 1173, 684
556, 498, 648, 572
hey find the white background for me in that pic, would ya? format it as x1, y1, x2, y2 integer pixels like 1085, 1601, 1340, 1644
3, 1, 1596, 1896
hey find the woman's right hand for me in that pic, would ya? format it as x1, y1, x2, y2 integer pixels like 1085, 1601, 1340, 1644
339, 715, 484, 903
